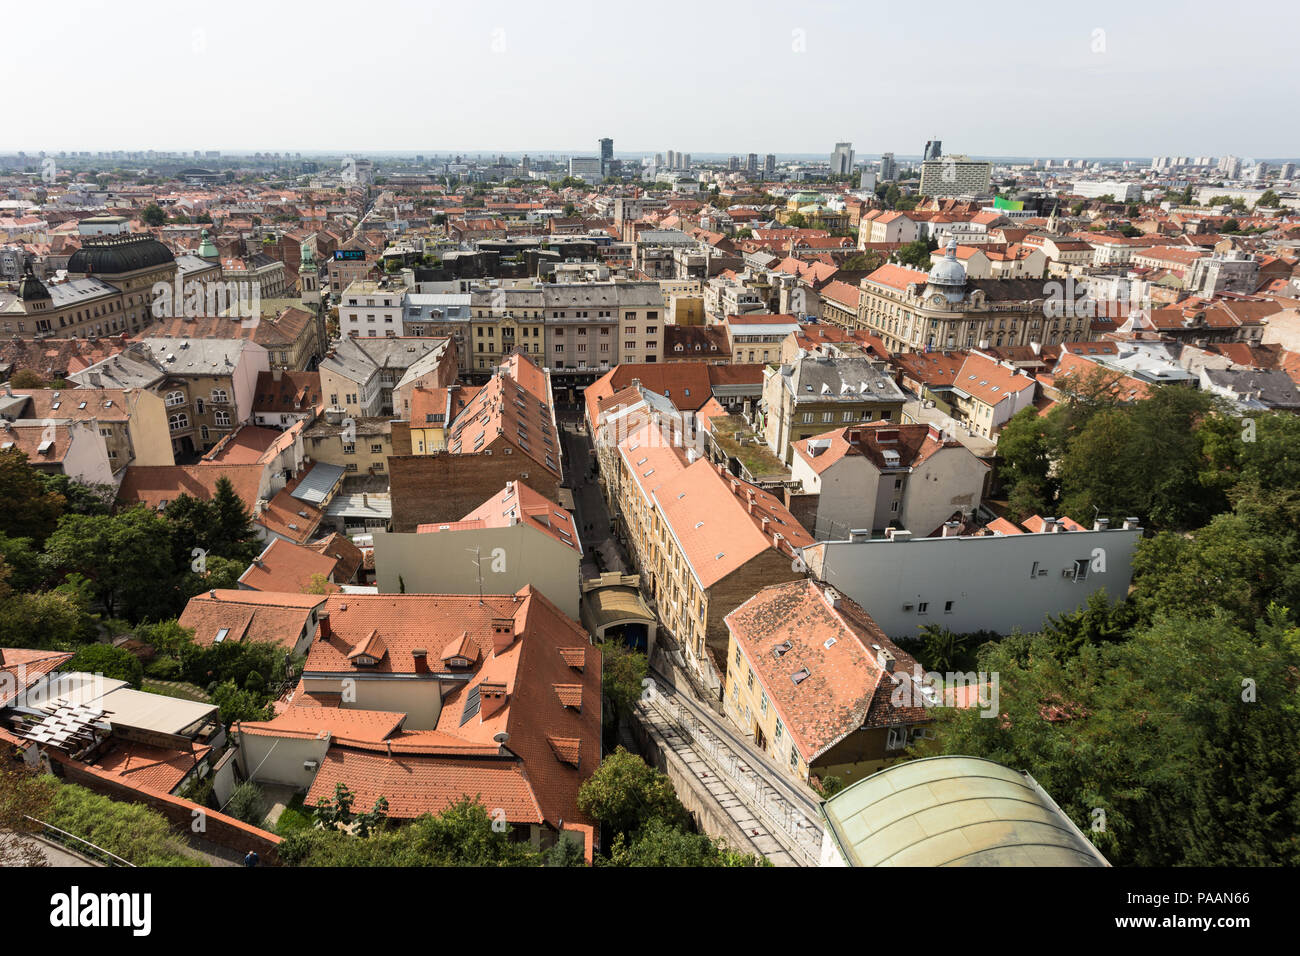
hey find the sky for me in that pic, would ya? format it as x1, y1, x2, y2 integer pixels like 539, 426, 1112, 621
5, 0, 1298, 159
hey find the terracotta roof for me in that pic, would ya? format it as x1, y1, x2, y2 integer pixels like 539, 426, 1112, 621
117, 463, 265, 512
90, 742, 209, 794
725, 580, 928, 763
446, 354, 559, 478
864, 263, 930, 292
177, 589, 325, 650
238, 537, 338, 592
253, 371, 323, 416
308, 533, 364, 583
584, 362, 713, 423
792, 422, 966, 476
0, 648, 72, 707
417, 481, 580, 553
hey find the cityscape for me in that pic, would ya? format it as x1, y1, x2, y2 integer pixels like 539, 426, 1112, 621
0, 0, 1294, 933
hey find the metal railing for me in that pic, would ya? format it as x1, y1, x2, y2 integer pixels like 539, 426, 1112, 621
24, 816, 135, 867
641, 680, 823, 866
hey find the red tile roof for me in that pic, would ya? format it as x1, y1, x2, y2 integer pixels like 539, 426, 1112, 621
238, 537, 338, 592
417, 481, 581, 554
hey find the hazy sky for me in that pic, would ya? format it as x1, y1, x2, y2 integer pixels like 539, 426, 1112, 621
6, 0, 1297, 158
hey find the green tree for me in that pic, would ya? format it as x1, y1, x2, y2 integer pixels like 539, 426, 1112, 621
42, 507, 180, 620
603, 817, 764, 867
600, 641, 647, 738
995, 406, 1056, 518
1256, 189, 1279, 208
37, 474, 113, 517
65, 644, 143, 687
141, 204, 167, 227
893, 239, 934, 270
576, 746, 689, 835
225, 780, 267, 826
0, 448, 65, 542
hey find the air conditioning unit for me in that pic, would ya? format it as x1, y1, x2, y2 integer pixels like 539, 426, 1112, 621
303, 759, 319, 772
901, 602, 914, 611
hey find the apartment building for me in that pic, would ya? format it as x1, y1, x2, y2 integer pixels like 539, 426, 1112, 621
722, 314, 801, 364
761, 354, 906, 465
340, 279, 406, 338
724, 580, 929, 785
611, 424, 813, 693
318, 336, 454, 418
7, 386, 174, 472
790, 422, 988, 539
0, 419, 115, 487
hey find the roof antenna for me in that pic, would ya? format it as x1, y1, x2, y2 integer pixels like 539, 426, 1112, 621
467, 547, 484, 605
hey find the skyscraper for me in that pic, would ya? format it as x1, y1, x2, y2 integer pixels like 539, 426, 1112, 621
764, 154, 776, 178
830, 142, 855, 176
666, 149, 676, 170
879, 152, 898, 181
747, 153, 758, 175
923, 139, 943, 161
599, 137, 613, 176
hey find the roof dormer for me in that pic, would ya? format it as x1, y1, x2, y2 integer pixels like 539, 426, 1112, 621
347, 628, 387, 667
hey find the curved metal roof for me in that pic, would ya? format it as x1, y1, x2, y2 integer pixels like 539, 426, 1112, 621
820, 755, 1109, 867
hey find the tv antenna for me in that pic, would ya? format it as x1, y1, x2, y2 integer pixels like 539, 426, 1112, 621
467, 547, 485, 605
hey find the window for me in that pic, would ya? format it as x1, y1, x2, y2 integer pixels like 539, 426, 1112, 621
789, 746, 799, 769
165, 391, 185, 407
917, 602, 928, 614
371, 443, 383, 453
214, 410, 230, 426
747, 668, 754, 690
211, 389, 228, 404
800, 412, 813, 424
944, 600, 954, 613
343, 443, 356, 454
168, 413, 188, 431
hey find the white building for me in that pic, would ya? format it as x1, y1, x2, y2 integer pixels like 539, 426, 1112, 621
801, 521, 1141, 639
340, 280, 405, 339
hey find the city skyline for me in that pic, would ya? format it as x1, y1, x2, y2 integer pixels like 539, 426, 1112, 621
5, 0, 1298, 156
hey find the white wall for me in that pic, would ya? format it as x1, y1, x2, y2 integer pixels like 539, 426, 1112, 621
804, 527, 1141, 640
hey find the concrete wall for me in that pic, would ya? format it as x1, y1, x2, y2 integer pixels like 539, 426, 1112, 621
126, 388, 175, 466
238, 730, 329, 791
299, 674, 445, 730
371, 525, 580, 619
900, 447, 987, 538
803, 527, 1140, 640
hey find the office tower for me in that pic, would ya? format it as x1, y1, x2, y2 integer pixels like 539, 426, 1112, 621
747, 153, 758, 174
1252, 163, 1269, 182
728, 156, 740, 171
830, 142, 855, 175
879, 152, 897, 181
918, 156, 992, 196
666, 149, 676, 169
1279, 162, 1296, 180
683, 153, 691, 168
655, 153, 664, 167
923, 139, 943, 161
599, 137, 613, 175
764, 153, 776, 177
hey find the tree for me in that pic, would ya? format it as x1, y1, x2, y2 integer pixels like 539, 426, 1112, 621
0, 449, 65, 542
1257, 189, 1279, 208
209, 477, 260, 562
312, 782, 388, 836
1222, 217, 1240, 234
8, 369, 45, 388
784, 212, 808, 229
894, 239, 934, 271
42, 507, 180, 620
841, 250, 884, 272
37, 474, 113, 517
603, 817, 764, 867
65, 644, 143, 687
600, 641, 647, 738
225, 780, 268, 827
995, 406, 1056, 518
141, 204, 167, 227
576, 746, 689, 836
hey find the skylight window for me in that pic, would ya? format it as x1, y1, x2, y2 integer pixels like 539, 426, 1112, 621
791, 667, 811, 685
214, 628, 230, 644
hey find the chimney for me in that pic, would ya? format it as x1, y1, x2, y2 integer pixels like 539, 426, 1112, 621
1052, 519, 1066, 533
412, 648, 428, 673
849, 529, 870, 543
1041, 517, 1056, 533
318, 610, 331, 641
491, 616, 515, 655
889, 529, 912, 543
273, 367, 283, 382
209, 589, 217, 599
1093, 518, 1110, 531
478, 681, 508, 719
1122, 516, 1141, 530
942, 521, 960, 537
876, 646, 895, 672
761, 516, 771, 534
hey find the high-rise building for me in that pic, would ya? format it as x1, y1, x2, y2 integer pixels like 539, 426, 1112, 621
599, 137, 613, 176
1279, 162, 1296, 180
655, 153, 664, 167
764, 153, 776, 177
747, 153, 758, 175
568, 156, 602, 181
728, 156, 740, 171
923, 139, 943, 162
879, 152, 898, 181
682, 153, 691, 169
830, 142, 855, 176
918, 156, 992, 197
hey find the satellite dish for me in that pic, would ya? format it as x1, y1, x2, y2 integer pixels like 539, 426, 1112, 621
493, 732, 510, 745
